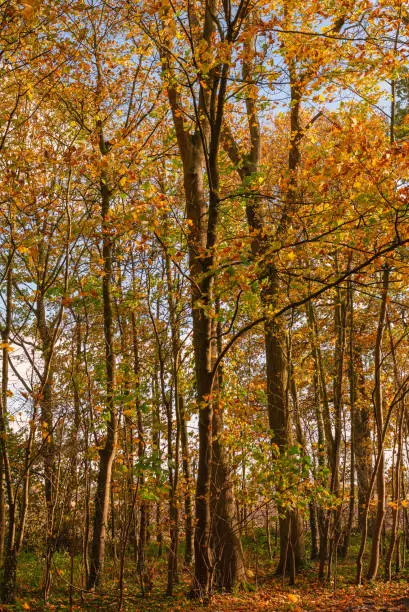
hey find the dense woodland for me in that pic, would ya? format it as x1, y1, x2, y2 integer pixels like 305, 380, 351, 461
1, 0, 409, 610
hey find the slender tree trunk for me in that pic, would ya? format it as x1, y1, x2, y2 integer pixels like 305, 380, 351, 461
385, 316, 404, 581
0, 456, 4, 566
367, 266, 389, 580
340, 285, 356, 559
130, 310, 147, 581
152, 364, 162, 559
386, 405, 403, 580
87, 144, 118, 590
164, 241, 193, 567
37, 281, 57, 603
349, 326, 373, 536
180, 395, 193, 565
327, 282, 348, 576
0, 268, 18, 603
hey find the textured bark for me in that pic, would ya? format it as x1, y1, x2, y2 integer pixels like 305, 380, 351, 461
211, 311, 246, 590
1, 546, 16, 604
0, 458, 4, 565
266, 305, 305, 575
211, 436, 246, 591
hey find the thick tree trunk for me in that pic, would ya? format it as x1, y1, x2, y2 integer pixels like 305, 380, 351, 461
2, 544, 16, 604
265, 313, 305, 575
210, 302, 246, 591
211, 403, 246, 590
193, 347, 214, 596
40, 373, 56, 602
88, 440, 116, 589
0, 456, 4, 565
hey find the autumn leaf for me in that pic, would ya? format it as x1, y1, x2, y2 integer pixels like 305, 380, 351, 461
0, 343, 14, 352
21, 1, 36, 19
288, 593, 300, 603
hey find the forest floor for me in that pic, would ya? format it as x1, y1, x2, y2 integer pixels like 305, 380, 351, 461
1, 536, 409, 611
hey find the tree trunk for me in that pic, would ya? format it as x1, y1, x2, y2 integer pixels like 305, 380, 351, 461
130, 310, 147, 580
160, 2, 242, 595
1, 268, 20, 603
385, 316, 404, 581
340, 281, 357, 559
180, 395, 193, 566
211, 399, 246, 591
366, 266, 389, 580
210, 301, 246, 591
164, 240, 193, 567
351, 340, 372, 534
87, 146, 118, 590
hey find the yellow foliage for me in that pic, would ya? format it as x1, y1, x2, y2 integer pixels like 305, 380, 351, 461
288, 593, 299, 603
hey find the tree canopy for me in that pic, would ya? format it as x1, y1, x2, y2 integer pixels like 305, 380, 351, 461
0, 0, 409, 610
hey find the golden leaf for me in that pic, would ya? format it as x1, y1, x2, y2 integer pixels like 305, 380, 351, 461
288, 594, 299, 603
0, 343, 13, 352
21, 2, 35, 18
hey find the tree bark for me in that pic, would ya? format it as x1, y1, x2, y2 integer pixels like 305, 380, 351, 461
211, 309, 246, 591
366, 266, 389, 580
87, 135, 118, 590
